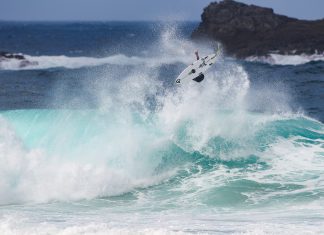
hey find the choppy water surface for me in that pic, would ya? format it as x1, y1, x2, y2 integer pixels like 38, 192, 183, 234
0, 22, 323, 234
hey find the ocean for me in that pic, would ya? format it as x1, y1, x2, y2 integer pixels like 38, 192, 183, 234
0, 21, 323, 235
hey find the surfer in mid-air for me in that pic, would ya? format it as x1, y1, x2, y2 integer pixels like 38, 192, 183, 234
175, 47, 219, 84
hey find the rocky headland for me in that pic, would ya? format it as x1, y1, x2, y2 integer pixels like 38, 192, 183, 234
192, 0, 324, 58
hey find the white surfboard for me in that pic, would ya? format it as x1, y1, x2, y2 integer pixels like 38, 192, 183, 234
175, 50, 219, 84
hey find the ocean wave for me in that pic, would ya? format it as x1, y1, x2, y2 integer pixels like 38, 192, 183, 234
0, 53, 193, 71
0, 60, 323, 206
0, 25, 323, 208
0, 26, 210, 71
3, 52, 324, 71
0, 109, 179, 205
1, 211, 323, 235
246, 53, 324, 65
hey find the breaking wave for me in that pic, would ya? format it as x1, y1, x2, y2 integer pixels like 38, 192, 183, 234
246, 53, 324, 65
0, 53, 192, 70
0, 22, 324, 235
2, 52, 324, 71
0, 53, 323, 205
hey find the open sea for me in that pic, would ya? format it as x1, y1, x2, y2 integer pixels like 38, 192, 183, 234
0, 21, 323, 234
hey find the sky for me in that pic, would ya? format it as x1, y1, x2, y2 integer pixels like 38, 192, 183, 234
0, 0, 323, 21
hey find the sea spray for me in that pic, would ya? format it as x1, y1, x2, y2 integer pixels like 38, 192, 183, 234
0, 22, 323, 235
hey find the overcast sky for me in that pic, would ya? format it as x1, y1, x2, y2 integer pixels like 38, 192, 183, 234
0, 0, 323, 21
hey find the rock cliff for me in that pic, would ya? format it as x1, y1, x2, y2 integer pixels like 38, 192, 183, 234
192, 0, 324, 58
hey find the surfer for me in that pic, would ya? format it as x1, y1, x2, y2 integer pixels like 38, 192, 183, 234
175, 48, 218, 84
195, 50, 200, 60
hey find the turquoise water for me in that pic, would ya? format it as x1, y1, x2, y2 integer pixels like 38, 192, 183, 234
0, 105, 323, 234
0, 22, 323, 234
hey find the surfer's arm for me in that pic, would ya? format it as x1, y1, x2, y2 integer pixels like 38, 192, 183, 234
195, 51, 199, 60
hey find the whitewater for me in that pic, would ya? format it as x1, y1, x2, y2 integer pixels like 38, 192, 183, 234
0, 22, 323, 235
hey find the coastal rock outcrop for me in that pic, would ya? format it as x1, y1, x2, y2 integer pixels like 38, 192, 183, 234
192, 0, 324, 58
0, 52, 38, 68
0, 51, 25, 60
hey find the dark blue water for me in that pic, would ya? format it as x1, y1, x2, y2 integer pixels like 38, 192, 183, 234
0, 22, 323, 234
0, 22, 323, 121
0, 21, 196, 56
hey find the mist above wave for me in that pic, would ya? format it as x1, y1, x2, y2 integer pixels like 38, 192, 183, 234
0, 24, 323, 207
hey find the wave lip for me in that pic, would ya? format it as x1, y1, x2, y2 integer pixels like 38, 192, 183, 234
246, 53, 324, 65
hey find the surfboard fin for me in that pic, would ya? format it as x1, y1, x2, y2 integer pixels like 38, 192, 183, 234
193, 73, 205, 83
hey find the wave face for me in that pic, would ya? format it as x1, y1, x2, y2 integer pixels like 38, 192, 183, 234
0, 22, 323, 234
1, 109, 323, 205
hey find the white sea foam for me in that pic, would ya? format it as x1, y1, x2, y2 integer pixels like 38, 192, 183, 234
0, 53, 191, 71
0, 110, 176, 205
0, 216, 192, 235
0, 211, 323, 235
2, 51, 323, 71
1, 221, 321, 235
246, 53, 324, 65
157, 58, 254, 156
0, 36, 321, 206
0, 25, 324, 235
